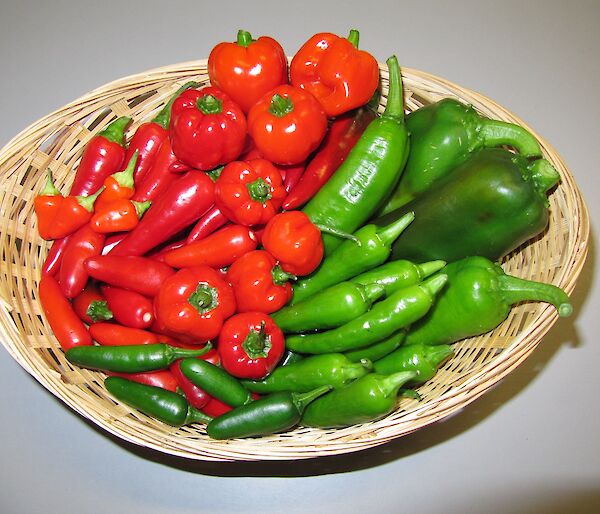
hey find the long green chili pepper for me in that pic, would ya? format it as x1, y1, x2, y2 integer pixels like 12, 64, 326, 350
344, 331, 406, 363
302, 55, 410, 255
104, 376, 212, 426
285, 274, 448, 354
272, 281, 385, 333
301, 371, 417, 428
241, 353, 372, 393
291, 212, 414, 304
373, 343, 453, 382
65, 342, 212, 373
206, 386, 331, 439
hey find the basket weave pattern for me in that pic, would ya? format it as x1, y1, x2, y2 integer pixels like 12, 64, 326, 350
0, 60, 589, 461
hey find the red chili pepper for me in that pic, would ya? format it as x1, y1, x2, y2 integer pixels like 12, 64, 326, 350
169, 87, 247, 170
214, 159, 286, 226
95, 151, 137, 209
84, 255, 175, 297
58, 224, 106, 298
147, 237, 188, 262
227, 250, 294, 313
38, 275, 92, 350
106, 370, 178, 393
42, 237, 69, 276
282, 106, 376, 210
163, 225, 257, 269
186, 206, 229, 243
101, 285, 154, 329
261, 211, 324, 276
154, 265, 236, 342
72, 285, 114, 325
34, 171, 103, 240
290, 30, 379, 117
101, 233, 128, 255
89, 323, 159, 346
247, 85, 327, 165
89, 198, 151, 233
208, 29, 288, 114
124, 81, 199, 182
201, 391, 261, 418
169, 360, 211, 409
110, 170, 215, 256
282, 162, 305, 194
218, 312, 285, 380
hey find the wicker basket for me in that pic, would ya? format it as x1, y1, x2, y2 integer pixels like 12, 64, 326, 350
0, 59, 589, 461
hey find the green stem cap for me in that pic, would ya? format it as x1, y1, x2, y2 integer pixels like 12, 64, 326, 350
188, 283, 219, 314
379, 370, 418, 397
86, 300, 113, 323
197, 95, 223, 115
76, 186, 104, 213
237, 29, 254, 48
420, 274, 449, 297
132, 200, 152, 218
360, 282, 386, 303
292, 385, 332, 412
184, 406, 213, 425
425, 345, 454, 368
111, 151, 138, 189
272, 265, 296, 285
376, 211, 415, 246
269, 94, 294, 118
528, 159, 561, 199
98, 116, 132, 147
347, 29, 360, 48
384, 55, 404, 120
417, 260, 447, 279
242, 322, 271, 359
246, 177, 272, 203
152, 81, 200, 129
40, 169, 61, 197
168, 342, 213, 361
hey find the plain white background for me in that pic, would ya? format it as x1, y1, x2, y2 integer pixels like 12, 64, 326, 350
0, 1, 598, 513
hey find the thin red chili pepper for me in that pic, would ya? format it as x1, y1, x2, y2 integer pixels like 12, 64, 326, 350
101, 285, 154, 329
89, 323, 159, 346
106, 370, 178, 392
147, 237, 188, 262
169, 360, 211, 409
282, 162, 306, 194
185, 206, 229, 243
89, 199, 151, 234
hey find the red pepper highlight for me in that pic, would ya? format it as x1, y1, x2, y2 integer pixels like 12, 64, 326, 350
101, 285, 154, 329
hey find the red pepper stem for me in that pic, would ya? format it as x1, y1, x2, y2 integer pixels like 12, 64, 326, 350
497, 274, 573, 317
40, 169, 61, 196
188, 284, 219, 314
269, 94, 294, 118
98, 116, 132, 146
271, 265, 297, 285
133, 200, 152, 218
379, 371, 418, 397
315, 224, 361, 245
111, 151, 138, 189
76, 186, 104, 212
197, 95, 223, 115
246, 177, 273, 203
347, 29, 360, 48
376, 211, 415, 246
384, 55, 404, 120
242, 322, 271, 359
183, 406, 213, 425
152, 81, 200, 129
236, 29, 254, 48
417, 260, 447, 279
478, 118, 542, 158
292, 385, 332, 412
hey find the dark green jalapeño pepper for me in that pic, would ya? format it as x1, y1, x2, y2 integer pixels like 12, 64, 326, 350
291, 212, 414, 304
378, 97, 542, 214
405, 256, 573, 346
373, 343, 453, 382
104, 376, 212, 426
241, 353, 372, 393
302, 55, 410, 256
301, 371, 417, 428
272, 281, 385, 333
375, 148, 560, 263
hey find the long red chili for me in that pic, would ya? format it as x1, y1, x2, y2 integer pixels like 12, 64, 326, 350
101, 285, 154, 329
106, 370, 179, 392
186, 206, 229, 243
89, 323, 159, 346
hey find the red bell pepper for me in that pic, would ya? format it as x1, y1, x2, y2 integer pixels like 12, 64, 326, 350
261, 211, 324, 276
247, 85, 327, 165
106, 370, 179, 393
208, 29, 288, 113
89, 323, 159, 346
84, 255, 175, 297
217, 312, 285, 380
283, 106, 376, 210
186, 206, 229, 243
227, 250, 294, 313
101, 285, 154, 329
163, 224, 258, 269
214, 159, 286, 226
124, 81, 198, 182
89, 198, 151, 233
169, 87, 247, 170
154, 265, 236, 342
109, 170, 215, 257
290, 30, 379, 117
72, 284, 113, 325
38, 275, 92, 350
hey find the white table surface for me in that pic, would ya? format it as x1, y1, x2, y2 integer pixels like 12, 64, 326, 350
1, 1, 598, 513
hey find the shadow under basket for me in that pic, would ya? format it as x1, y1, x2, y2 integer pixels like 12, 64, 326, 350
0, 59, 590, 462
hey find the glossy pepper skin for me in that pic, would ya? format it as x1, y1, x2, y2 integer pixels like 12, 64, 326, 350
247, 84, 328, 165
272, 281, 385, 333
170, 360, 211, 410
208, 29, 288, 114
107, 370, 179, 393
101, 285, 155, 329
344, 331, 406, 363
378, 98, 543, 214
302, 55, 409, 255
301, 371, 416, 428
215, 158, 286, 226
404, 256, 573, 346
375, 148, 561, 263
226, 250, 294, 313
89, 323, 159, 346
290, 30, 379, 118
95, 151, 138, 209
285, 274, 448, 354
218, 312, 285, 380
241, 353, 372, 393
169, 87, 247, 170
154, 265, 236, 342
207, 386, 330, 439
131, 139, 182, 203
90, 198, 151, 233
373, 343, 453, 383
186, 205, 229, 243
104, 376, 212, 426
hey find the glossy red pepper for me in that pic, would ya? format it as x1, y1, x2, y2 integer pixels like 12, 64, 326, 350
106, 370, 178, 392
89, 198, 151, 233
146, 237, 188, 263
227, 250, 294, 313
89, 323, 159, 346
38, 275, 92, 350
163, 225, 257, 269
218, 312, 285, 380
110, 170, 215, 257
214, 159, 286, 226
247, 85, 327, 165
186, 206, 229, 243
261, 211, 324, 276
72, 285, 113, 325
290, 30, 379, 117
169, 87, 247, 170
154, 266, 236, 342
101, 285, 154, 329
169, 360, 211, 409
96, 152, 137, 209
208, 29, 288, 113
84, 255, 175, 298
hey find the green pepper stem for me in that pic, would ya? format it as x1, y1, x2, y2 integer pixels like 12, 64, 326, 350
378, 371, 418, 397
206, 165, 224, 182
478, 118, 541, 158
133, 200, 152, 218
383, 55, 404, 120
197, 95, 223, 115
528, 159, 561, 197
152, 81, 199, 129
98, 116, 131, 146
292, 385, 332, 412
269, 94, 294, 118
86, 300, 113, 323
188, 283, 219, 314
237, 29, 254, 47
497, 274, 573, 317
360, 283, 386, 303
246, 177, 273, 203
420, 274, 448, 297
168, 342, 213, 362
417, 260, 447, 279
184, 406, 213, 425
425, 344, 453, 368
341, 359, 373, 383
40, 169, 61, 196
76, 186, 104, 212
272, 265, 297, 285
346, 29, 360, 48
376, 211, 415, 246
111, 151, 138, 189
315, 224, 361, 245
242, 322, 271, 359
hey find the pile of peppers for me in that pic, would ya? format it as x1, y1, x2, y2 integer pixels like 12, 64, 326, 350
35, 29, 573, 439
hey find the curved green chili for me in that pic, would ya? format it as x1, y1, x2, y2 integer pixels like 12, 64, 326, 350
344, 331, 406, 363
373, 343, 453, 383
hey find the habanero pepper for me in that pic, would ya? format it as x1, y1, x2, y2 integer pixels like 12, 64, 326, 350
89, 323, 159, 346
95, 151, 138, 209
89, 198, 151, 233
72, 284, 113, 325
101, 285, 155, 330
373, 343, 454, 383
